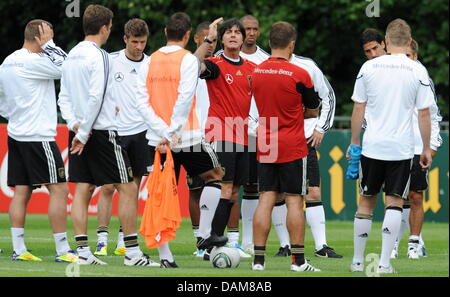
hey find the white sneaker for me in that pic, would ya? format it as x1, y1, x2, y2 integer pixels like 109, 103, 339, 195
227, 243, 252, 258
77, 254, 107, 265
291, 260, 321, 272
350, 262, 364, 272
124, 252, 160, 267
407, 244, 420, 259
377, 264, 396, 274
251, 263, 265, 271
390, 244, 398, 259
418, 244, 427, 257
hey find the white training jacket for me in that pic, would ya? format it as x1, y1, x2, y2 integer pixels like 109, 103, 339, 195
412, 61, 442, 154
290, 55, 336, 138
0, 40, 67, 142
58, 41, 115, 144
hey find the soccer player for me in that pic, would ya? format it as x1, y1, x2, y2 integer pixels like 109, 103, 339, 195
135, 13, 226, 267
251, 21, 321, 272
93, 18, 153, 259
195, 18, 256, 250
230, 15, 291, 257
189, 21, 218, 258
360, 28, 386, 60
0, 20, 76, 263
58, 4, 155, 266
289, 53, 341, 258
349, 19, 434, 274
400, 39, 442, 259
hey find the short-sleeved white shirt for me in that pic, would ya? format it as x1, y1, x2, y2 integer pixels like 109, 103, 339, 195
351, 54, 434, 161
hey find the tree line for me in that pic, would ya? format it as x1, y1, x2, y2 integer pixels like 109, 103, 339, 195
0, 0, 448, 121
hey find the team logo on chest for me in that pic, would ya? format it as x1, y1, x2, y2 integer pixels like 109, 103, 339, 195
225, 73, 234, 84
114, 72, 124, 82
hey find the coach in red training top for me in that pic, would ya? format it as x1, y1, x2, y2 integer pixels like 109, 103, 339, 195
250, 21, 322, 272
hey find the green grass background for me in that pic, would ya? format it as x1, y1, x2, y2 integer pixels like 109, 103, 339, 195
0, 214, 448, 277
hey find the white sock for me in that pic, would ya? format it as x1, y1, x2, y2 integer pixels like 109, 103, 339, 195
11, 227, 27, 255
353, 217, 372, 264
124, 234, 141, 258
193, 226, 199, 239
158, 242, 174, 262
409, 234, 420, 245
53, 232, 71, 256
227, 230, 239, 246
379, 208, 403, 267
272, 203, 290, 247
241, 198, 258, 249
397, 207, 410, 243
75, 235, 92, 258
305, 202, 327, 250
117, 227, 124, 248
97, 232, 108, 245
419, 233, 425, 246
198, 185, 221, 239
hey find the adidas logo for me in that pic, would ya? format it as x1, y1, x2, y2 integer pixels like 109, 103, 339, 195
236, 70, 243, 76
131, 69, 138, 74
382, 228, 391, 235
59, 237, 67, 242
358, 233, 368, 238
200, 204, 209, 211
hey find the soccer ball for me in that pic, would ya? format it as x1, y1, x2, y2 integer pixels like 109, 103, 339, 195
210, 246, 240, 268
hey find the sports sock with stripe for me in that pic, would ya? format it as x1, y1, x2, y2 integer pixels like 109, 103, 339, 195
353, 214, 373, 264
97, 225, 108, 245
379, 207, 403, 267
253, 246, 265, 265
11, 227, 27, 255
158, 242, 174, 262
53, 232, 70, 256
241, 192, 259, 249
198, 183, 221, 239
272, 202, 290, 247
291, 245, 305, 266
124, 234, 141, 259
75, 234, 91, 258
305, 201, 327, 250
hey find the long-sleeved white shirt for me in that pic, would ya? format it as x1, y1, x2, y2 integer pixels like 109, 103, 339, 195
107, 49, 149, 136
58, 41, 115, 144
135, 45, 201, 148
291, 55, 336, 138
412, 63, 442, 153
0, 40, 67, 141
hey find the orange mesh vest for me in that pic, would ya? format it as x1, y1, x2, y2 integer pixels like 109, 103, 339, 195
146, 49, 199, 130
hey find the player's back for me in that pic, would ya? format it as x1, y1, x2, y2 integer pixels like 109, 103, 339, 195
0, 49, 59, 141
353, 54, 432, 160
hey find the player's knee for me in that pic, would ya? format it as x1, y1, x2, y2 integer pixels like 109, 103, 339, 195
306, 186, 321, 201
101, 184, 115, 196
202, 167, 224, 181
409, 191, 423, 206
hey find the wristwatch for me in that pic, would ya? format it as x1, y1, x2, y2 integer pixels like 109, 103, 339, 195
204, 37, 215, 44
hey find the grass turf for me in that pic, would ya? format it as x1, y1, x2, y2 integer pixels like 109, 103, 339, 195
0, 213, 448, 277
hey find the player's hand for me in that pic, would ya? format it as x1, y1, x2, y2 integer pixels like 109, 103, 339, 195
206, 17, 224, 41
34, 22, 54, 47
431, 149, 437, 158
307, 130, 324, 148
115, 106, 120, 114
70, 136, 85, 155
156, 138, 170, 154
420, 148, 432, 170
72, 122, 80, 134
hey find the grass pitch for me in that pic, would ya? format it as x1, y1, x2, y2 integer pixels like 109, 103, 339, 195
0, 214, 448, 277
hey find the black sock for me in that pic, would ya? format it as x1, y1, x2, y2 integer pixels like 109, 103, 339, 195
254, 246, 266, 265
211, 198, 232, 236
291, 245, 305, 266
